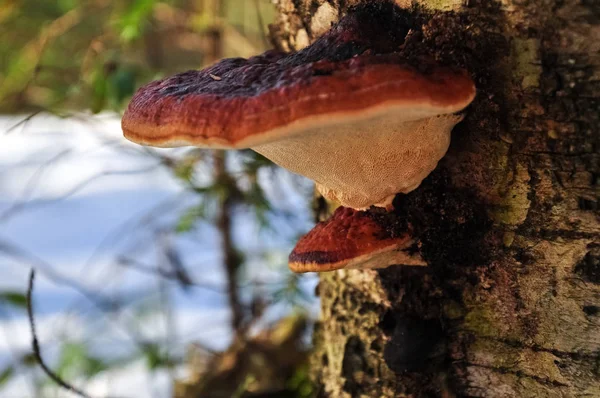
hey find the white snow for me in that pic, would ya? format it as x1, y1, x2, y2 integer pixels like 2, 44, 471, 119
0, 113, 318, 398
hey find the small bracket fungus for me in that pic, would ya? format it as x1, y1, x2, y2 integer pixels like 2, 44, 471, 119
289, 207, 425, 273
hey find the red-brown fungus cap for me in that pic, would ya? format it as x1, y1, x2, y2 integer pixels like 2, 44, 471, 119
122, 2, 475, 148
122, 55, 474, 148
289, 207, 426, 273
122, 2, 476, 209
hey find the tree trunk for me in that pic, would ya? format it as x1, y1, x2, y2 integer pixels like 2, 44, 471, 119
270, 0, 600, 396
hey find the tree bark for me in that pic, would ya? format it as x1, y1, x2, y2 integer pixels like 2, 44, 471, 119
270, 0, 600, 397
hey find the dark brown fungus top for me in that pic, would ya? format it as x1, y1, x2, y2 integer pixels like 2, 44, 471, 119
289, 207, 425, 273
122, 2, 475, 148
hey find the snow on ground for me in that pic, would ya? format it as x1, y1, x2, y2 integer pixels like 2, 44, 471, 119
0, 113, 318, 397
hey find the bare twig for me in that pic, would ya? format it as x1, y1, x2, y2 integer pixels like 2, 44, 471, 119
81, 192, 187, 272
0, 164, 162, 222
158, 231, 194, 291
214, 151, 245, 337
3, 111, 42, 134
26, 269, 93, 398
0, 239, 114, 309
0, 307, 38, 397
116, 255, 226, 294
0, 148, 72, 218
157, 250, 176, 388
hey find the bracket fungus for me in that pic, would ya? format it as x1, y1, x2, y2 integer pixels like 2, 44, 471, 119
122, 3, 476, 273
289, 207, 425, 273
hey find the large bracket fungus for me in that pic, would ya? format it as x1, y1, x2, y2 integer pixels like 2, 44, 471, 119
122, 2, 476, 273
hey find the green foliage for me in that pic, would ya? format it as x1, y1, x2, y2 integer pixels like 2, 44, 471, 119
0, 0, 273, 113
117, 0, 157, 43
56, 342, 110, 379
244, 183, 271, 228
176, 203, 206, 232
0, 367, 14, 388
272, 275, 311, 307
240, 151, 275, 175
172, 150, 277, 233
287, 363, 314, 398
142, 342, 173, 370
20, 353, 39, 368
0, 291, 28, 309
231, 374, 257, 398
90, 63, 138, 113
58, 0, 78, 13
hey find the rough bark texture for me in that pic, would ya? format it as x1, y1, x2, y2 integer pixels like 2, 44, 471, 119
270, 0, 600, 397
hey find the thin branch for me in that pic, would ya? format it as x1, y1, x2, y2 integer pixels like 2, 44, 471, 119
0, 239, 114, 309
158, 231, 194, 291
0, 164, 162, 222
3, 111, 42, 135
116, 255, 226, 294
26, 269, 93, 398
51, 194, 189, 338
81, 192, 187, 272
0, 307, 37, 398
214, 151, 245, 337
2, 240, 182, 365
157, 255, 176, 388
0, 148, 72, 215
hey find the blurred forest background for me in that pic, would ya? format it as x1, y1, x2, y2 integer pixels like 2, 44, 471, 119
0, 1, 318, 397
